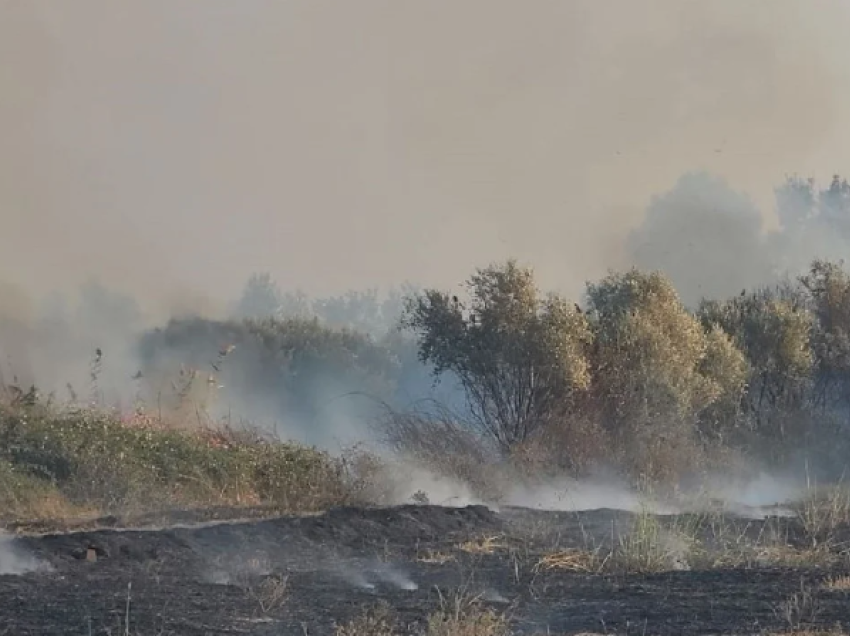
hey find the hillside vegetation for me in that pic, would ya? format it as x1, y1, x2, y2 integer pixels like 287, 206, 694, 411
3, 252, 850, 525
3, 174, 850, 523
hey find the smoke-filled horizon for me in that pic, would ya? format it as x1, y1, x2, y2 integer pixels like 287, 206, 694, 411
3, 0, 850, 311
5, 0, 850, 457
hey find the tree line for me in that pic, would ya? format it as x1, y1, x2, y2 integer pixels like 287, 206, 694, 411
136, 255, 850, 484
403, 258, 850, 482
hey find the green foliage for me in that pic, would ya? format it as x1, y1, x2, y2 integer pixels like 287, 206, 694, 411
142, 257, 850, 486
0, 403, 359, 520
397, 257, 850, 481
138, 315, 400, 432
15, 253, 850, 514
403, 259, 592, 452
698, 287, 813, 447
585, 269, 743, 478
699, 292, 812, 386
234, 273, 416, 337
696, 324, 749, 442
801, 260, 850, 404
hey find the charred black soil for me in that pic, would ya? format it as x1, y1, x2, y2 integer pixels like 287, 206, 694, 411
2, 504, 850, 635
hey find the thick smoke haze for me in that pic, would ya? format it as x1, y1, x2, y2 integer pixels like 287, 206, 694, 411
2, 0, 850, 306
3, 1, 850, 459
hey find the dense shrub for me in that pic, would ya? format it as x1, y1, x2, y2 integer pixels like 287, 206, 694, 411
402, 258, 850, 485
0, 403, 365, 523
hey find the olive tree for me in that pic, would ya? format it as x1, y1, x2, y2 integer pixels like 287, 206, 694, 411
698, 287, 812, 435
586, 268, 747, 477
800, 259, 850, 418
402, 259, 592, 452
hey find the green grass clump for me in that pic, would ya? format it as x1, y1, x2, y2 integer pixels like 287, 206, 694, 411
0, 402, 367, 526
0, 459, 93, 522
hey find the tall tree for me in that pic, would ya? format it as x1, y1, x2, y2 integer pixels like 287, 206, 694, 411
587, 268, 747, 478
403, 259, 592, 452
800, 259, 850, 420
698, 286, 813, 445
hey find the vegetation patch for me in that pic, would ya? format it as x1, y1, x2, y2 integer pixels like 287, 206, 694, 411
0, 402, 372, 527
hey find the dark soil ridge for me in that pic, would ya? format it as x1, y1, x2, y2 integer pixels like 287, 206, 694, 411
3, 497, 798, 537
4, 502, 326, 535
2, 504, 850, 635
15, 504, 502, 570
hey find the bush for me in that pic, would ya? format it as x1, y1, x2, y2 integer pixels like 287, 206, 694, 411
0, 402, 368, 523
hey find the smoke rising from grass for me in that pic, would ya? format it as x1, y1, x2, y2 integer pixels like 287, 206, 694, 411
504, 480, 677, 516
379, 460, 805, 520
368, 562, 418, 591
0, 534, 50, 575
330, 562, 375, 591
333, 560, 419, 591
334, 560, 418, 592
377, 462, 486, 509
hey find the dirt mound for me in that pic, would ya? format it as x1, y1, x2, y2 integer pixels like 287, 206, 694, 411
18, 504, 500, 570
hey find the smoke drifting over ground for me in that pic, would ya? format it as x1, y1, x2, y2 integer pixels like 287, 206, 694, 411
363, 455, 804, 520
336, 560, 419, 592
0, 534, 49, 576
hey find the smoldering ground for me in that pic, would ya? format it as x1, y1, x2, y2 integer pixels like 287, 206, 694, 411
9, 503, 850, 635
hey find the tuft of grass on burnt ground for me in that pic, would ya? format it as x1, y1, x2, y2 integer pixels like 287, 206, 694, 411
0, 401, 378, 530
335, 595, 513, 636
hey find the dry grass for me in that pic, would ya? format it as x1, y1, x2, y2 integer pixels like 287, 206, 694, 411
796, 484, 850, 548
244, 573, 289, 615
755, 545, 839, 568
776, 580, 821, 632
0, 483, 99, 530
529, 496, 850, 576
335, 602, 397, 636
822, 575, 850, 591
531, 530, 846, 578
426, 591, 511, 636
533, 548, 604, 574
333, 593, 510, 636
457, 535, 508, 556
416, 548, 457, 565
605, 506, 700, 573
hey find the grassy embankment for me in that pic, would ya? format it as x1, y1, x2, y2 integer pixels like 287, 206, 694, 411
0, 400, 375, 529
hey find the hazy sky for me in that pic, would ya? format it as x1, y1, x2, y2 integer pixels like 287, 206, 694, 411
3, 0, 850, 312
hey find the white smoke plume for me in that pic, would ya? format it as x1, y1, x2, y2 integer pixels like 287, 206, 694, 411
0, 534, 50, 576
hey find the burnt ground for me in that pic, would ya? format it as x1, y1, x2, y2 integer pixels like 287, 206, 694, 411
1, 504, 850, 635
